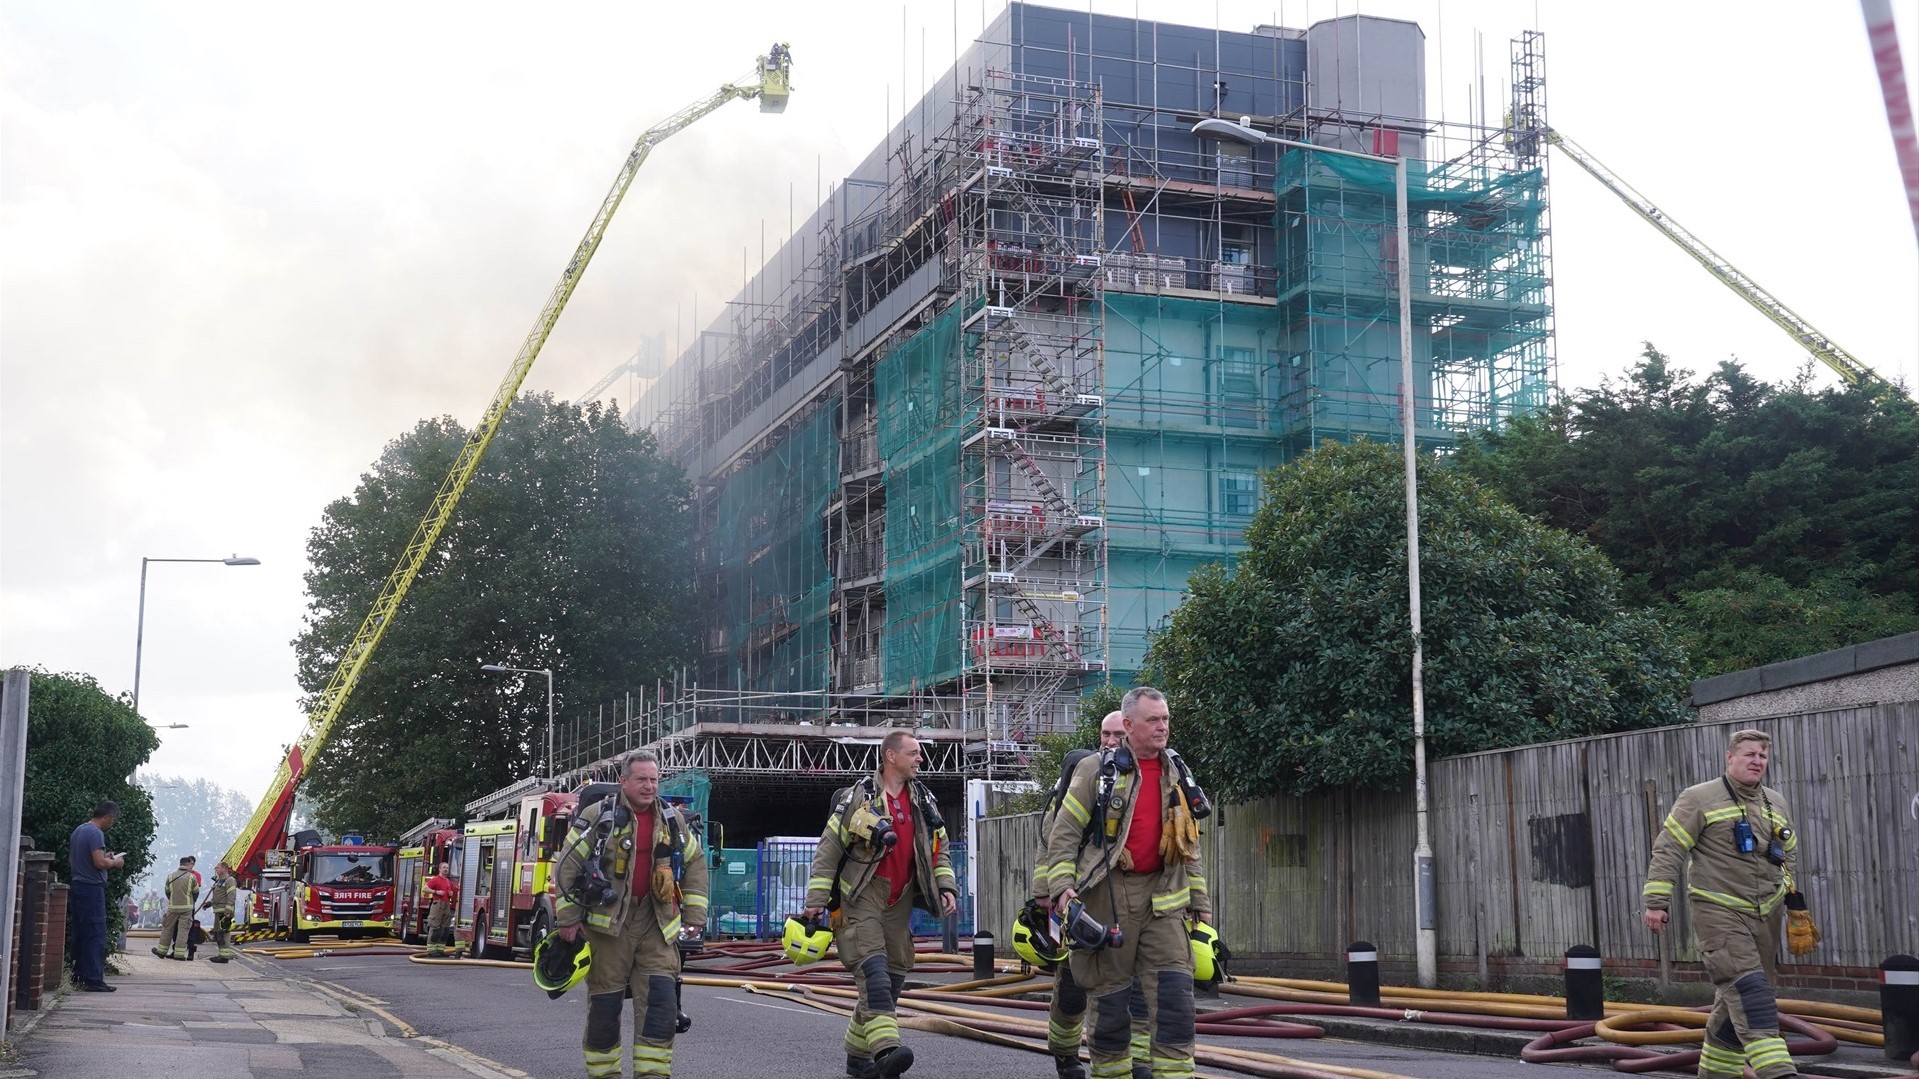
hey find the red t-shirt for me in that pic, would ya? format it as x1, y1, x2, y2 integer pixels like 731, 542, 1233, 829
875, 788, 916, 904
629, 807, 657, 899
1122, 755, 1164, 875
425, 874, 457, 904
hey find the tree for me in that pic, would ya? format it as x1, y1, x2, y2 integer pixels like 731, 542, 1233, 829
18, 670, 160, 937
296, 394, 696, 839
1141, 440, 1691, 802
1453, 350, 1919, 673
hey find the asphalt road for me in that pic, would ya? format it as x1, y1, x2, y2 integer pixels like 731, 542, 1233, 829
271, 952, 1628, 1079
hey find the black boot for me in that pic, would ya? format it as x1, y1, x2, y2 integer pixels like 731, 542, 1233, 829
1131, 1064, 1150, 1079
1054, 1055, 1088, 1079
845, 1054, 876, 1079
875, 1045, 914, 1078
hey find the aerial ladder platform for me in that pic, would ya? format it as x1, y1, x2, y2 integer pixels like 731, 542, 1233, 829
1546, 128, 1906, 402
222, 44, 794, 884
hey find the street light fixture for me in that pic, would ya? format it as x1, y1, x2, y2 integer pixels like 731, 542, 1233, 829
133, 555, 262, 714
1192, 117, 1435, 988
481, 663, 555, 780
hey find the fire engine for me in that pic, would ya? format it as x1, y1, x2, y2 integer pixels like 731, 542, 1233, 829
250, 830, 397, 943
454, 778, 578, 959
395, 817, 461, 945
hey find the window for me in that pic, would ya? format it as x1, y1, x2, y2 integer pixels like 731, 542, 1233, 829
1219, 471, 1259, 517
1216, 142, 1254, 187
1215, 351, 1260, 428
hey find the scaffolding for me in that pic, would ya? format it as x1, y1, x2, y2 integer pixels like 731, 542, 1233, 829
607, 15, 1558, 796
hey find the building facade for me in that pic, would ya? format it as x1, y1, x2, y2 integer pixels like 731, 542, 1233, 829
619, 5, 1554, 797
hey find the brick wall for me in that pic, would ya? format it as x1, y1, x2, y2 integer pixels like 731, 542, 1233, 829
7, 844, 66, 1026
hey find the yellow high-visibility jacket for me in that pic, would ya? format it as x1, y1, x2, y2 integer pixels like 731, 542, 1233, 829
805, 776, 957, 914
554, 796, 709, 942
1644, 772, 1797, 918
1041, 751, 1210, 921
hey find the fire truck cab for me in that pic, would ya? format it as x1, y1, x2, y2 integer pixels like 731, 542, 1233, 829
455, 779, 578, 960
256, 830, 397, 943
395, 817, 461, 945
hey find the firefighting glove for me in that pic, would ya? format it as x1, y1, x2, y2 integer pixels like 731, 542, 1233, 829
1159, 788, 1201, 863
1784, 891, 1820, 955
652, 862, 679, 904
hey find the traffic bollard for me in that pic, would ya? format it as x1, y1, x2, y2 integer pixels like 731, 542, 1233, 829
1565, 945, 1604, 1020
1884, 954, 1919, 1062
973, 931, 996, 981
1347, 940, 1380, 1007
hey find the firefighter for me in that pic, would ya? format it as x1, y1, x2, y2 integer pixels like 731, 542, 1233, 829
803, 731, 960, 1079
422, 861, 459, 958
198, 861, 238, 963
1045, 688, 1210, 1079
1033, 712, 1152, 1079
152, 855, 200, 961
1644, 728, 1817, 1079
553, 750, 710, 1079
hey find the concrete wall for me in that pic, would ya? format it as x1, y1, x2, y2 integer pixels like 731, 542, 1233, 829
1692, 631, 1919, 723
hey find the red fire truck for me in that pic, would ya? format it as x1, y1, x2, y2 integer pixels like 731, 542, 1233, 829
455, 779, 579, 960
394, 817, 462, 945
252, 830, 398, 943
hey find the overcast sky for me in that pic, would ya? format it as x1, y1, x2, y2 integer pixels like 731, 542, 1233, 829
4, 1, 1914, 807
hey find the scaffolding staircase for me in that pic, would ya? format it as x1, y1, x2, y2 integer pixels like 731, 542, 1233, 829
947, 70, 1109, 777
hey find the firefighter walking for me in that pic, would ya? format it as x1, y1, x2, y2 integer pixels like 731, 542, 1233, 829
803, 731, 960, 1079
1044, 688, 1211, 1079
1644, 728, 1819, 1079
553, 750, 709, 1079
199, 861, 238, 963
153, 855, 200, 960
423, 861, 459, 958
1028, 711, 1152, 1079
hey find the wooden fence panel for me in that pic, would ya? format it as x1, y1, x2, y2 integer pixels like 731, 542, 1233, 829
972, 704, 1916, 977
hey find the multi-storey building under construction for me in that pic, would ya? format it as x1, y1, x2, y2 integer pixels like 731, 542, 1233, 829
601, 4, 1555, 839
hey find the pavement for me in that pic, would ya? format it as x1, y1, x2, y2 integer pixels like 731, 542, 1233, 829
3, 949, 521, 1079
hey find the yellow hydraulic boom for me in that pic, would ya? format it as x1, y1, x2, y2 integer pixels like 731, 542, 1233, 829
224, 44, 793, 883
1546, 129, 1905, 401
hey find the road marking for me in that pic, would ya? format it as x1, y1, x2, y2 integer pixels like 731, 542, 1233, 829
717, 995, 826, 1017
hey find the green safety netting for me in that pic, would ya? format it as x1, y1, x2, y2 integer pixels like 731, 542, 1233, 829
876, 309, 969, 695
1274, 147, 1551, 442
712, 407, 837, 694
1102, 293, 1288, 677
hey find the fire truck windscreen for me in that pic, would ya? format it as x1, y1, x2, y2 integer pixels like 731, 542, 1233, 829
311, 852, 394, 886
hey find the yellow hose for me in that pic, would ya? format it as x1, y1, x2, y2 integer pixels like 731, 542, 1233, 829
1594, 1007, 1709, 1046
405, 954, 531, 968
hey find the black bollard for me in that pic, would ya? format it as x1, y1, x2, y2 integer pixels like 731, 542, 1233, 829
974, 931, 996, 981
1884, 954, 1919, 1062
1565, 945, 1604, 1020
1347, 940, 1381, 1007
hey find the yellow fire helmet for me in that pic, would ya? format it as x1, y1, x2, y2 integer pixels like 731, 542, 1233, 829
532, 932, 592, 999
1188, 919, 1223, 984
1011, 902, 1068, 970
782, 914, 833, 966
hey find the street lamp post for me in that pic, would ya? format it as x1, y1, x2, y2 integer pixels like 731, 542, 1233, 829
1192, 117, 1435, 988
481, 664, 555, 780
133, 555, 261, 714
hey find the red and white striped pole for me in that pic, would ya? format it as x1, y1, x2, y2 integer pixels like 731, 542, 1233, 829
1860, 0, 1919, 244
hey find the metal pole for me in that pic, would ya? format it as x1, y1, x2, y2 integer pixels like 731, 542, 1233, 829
1396, 153, 1437, 989
0, 668, 34, 1035
133, 558, 150, 713
544, 669, 555, 781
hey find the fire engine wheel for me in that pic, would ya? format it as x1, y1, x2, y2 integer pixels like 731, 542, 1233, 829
526, 909, 552, 959
289, 927, 310, 945
474, 913, 497, 961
